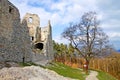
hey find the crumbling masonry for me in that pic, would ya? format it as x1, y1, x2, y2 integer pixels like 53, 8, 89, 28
23, 13, 53, 62
0, 0, 53, 62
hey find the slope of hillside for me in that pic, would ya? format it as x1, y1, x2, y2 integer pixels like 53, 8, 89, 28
0, 62, 117, 80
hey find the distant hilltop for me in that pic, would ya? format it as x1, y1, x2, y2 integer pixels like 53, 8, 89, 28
117, 49, 120, 52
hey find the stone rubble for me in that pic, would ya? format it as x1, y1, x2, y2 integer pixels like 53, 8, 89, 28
0, 66, 74, 80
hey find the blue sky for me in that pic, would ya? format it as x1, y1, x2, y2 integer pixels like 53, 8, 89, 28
9, 0, 120, 50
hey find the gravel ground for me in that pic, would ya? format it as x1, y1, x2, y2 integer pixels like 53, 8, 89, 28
0, 66, 74, 80
86, 71, 98, 80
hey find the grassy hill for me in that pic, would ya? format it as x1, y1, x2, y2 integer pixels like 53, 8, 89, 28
47, 62, 117, 80
47, 62, 87, 80
97, 70, 117, 80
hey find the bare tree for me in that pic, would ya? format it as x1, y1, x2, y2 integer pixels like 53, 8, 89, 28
62, 11, 110, 73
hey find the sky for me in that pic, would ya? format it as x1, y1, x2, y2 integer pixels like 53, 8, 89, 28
9, 0, 120, 50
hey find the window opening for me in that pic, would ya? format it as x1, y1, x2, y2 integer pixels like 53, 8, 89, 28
28, 17, 33, 23
9, 6, 13, 13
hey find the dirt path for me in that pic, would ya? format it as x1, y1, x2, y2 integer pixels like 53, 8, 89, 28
86, 71, 98, 80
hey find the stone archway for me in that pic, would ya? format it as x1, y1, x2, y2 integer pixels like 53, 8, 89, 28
34, 43, 44, 50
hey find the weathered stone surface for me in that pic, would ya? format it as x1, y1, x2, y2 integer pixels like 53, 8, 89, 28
0, 0, 32, 62
0, 66, 75, 80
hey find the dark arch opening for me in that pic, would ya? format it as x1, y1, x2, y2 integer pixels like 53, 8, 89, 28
34, 43, 44, 50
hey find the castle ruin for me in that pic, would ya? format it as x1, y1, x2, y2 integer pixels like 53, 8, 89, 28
23, 13, 53, 62
0, 0, 53, 63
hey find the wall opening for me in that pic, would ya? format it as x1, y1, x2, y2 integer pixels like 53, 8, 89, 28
28, 17, 33, 23
9, 6, 13, 13
30, 36, 34, 41
35, 43, 44, 50
31, 36, 34, 41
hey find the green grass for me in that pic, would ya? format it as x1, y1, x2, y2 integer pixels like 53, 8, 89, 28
47, 62, 87, 80
97, 70, 117, 80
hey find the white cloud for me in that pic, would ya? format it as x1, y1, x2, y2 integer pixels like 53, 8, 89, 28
107, 32, 120, 39
53, 36, 69, 44
9, 0, 98, 27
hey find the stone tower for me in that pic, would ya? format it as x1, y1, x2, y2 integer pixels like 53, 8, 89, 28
23, 13, 53, 62
22, 13, 40, 43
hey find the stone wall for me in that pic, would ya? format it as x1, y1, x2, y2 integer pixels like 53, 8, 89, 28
0, 0, 32, 62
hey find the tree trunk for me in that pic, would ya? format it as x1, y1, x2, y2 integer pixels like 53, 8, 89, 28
83, 59, 89, 74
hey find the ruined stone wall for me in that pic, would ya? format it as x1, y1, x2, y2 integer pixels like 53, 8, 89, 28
46, 22, 53, 60
23, 13, 40, 43
0, 0, 32, 62
41, 27, 48, 41
41, 22, 53, 61
23, 13, 53, 62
